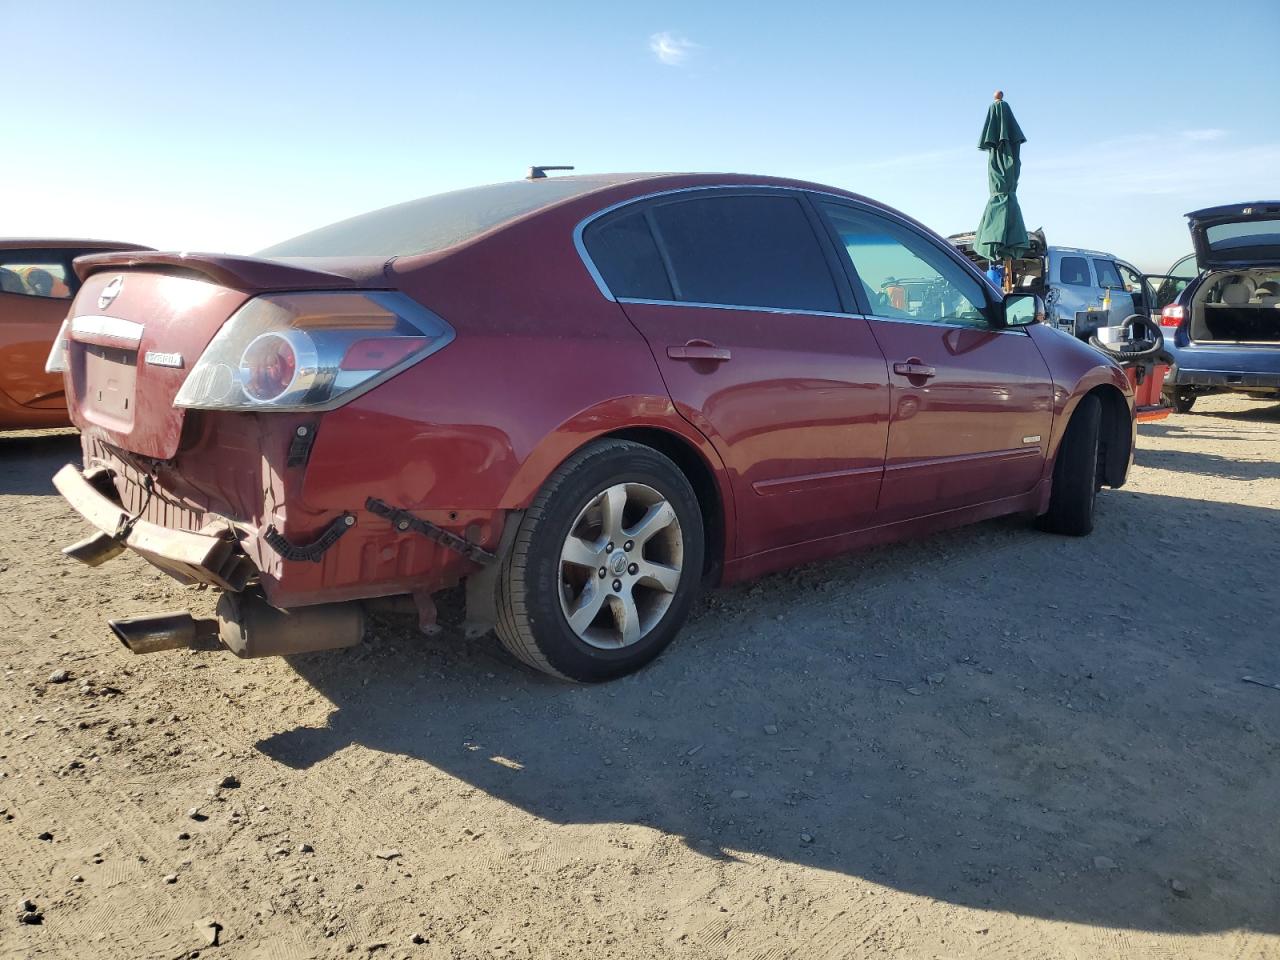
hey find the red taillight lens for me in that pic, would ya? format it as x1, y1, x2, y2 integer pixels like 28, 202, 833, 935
241, 332, 301, 402
339, 336, 429, 371
1160, 305, 1185, 328
175, 292, 454, 412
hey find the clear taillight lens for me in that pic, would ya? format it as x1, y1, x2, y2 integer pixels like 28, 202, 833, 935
174, 291, 453, 411
44, 318, 71, 373
1159, 305, 1185, 328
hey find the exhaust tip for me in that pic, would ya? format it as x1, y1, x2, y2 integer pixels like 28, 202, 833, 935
108, 612, 219, 655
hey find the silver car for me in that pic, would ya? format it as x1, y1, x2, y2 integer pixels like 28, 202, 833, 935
951, 232, 1157, 340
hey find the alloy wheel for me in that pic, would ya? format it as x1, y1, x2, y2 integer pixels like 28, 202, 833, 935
557, 482, 684, 650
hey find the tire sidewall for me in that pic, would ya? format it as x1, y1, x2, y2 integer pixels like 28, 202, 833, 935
519, 447, 705, 680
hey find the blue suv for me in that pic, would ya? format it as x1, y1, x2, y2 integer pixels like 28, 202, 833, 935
1159, 202, 1280, 412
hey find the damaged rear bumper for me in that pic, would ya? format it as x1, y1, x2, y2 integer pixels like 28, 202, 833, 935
52, 464, 254, 590
54, 464, 365, 657
53, 461, 510, 655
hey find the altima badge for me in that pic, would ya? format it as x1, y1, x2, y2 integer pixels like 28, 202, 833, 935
97, 276, 124, 309
144, 351, 184, 369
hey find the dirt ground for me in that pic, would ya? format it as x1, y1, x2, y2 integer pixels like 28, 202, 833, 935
2, 395, 1278, 960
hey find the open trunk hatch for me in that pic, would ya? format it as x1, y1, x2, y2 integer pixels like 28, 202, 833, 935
65, 252, 385, 460
1188, 202, 1280, 271
1190, 269, 1280, 344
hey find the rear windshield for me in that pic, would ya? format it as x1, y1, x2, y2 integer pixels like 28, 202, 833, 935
1206, 221, 1280, 258
257, 179, 615, 259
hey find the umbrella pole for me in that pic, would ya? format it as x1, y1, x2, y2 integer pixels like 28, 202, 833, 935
1003, 258, 1013, 293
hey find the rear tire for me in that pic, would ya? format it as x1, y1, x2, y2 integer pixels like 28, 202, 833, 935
1036, 394, 1102, 537
494, 439, 704, 682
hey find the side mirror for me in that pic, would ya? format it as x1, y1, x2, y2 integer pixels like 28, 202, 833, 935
1003, 292, 1045, 327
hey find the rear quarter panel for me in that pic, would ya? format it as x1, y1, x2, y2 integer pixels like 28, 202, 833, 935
300, 200, 738, 555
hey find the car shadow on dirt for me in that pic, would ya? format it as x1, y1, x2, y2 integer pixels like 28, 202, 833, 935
0, 430, 79, 495
257, 491, 1280, 936
1197, 401, 1280, 423
1134, 446, 1280, 480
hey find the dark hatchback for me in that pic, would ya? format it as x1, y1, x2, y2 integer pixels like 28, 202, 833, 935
1160, 202, 1280, 412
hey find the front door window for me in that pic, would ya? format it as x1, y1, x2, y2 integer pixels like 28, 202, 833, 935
817, 203, 990, 327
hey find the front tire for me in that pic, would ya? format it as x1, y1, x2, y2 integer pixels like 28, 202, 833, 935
495, 439, 705, 682
1036, 394, 1102, 537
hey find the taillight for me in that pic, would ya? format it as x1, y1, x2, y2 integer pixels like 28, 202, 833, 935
1159, 305, 1185, 328
241, 331, 304, 403
174, 291, 453, 411
44, 317, 71, 373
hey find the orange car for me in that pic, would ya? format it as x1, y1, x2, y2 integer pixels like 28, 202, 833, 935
1, 239, 150, 430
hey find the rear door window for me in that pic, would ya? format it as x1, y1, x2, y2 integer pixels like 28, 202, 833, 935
648, 194, 841, 312
1092, 259, 1124, 290
0, 250, 77, 299
1059, 256, 1092, 286
581, 212, 673, 300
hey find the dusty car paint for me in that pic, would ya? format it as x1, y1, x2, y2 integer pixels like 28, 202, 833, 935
54, 173, 1135, 641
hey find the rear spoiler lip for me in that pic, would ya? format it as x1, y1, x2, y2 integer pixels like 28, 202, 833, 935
71, 250, 392, 292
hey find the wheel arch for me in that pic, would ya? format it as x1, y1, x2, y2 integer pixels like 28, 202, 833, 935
1082, 383, 1133, 488
1059, 384, 1131, 488
599, 426, 728, 585
499, 403, 735, 586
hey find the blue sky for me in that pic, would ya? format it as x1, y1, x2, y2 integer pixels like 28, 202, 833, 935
4, 0, 1277, 271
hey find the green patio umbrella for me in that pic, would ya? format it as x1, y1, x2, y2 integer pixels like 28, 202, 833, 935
975, 91, 1030, 290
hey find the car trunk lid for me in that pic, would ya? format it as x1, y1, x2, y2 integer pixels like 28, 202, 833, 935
1187, 202, 1280, 270
66, 252, 388, 460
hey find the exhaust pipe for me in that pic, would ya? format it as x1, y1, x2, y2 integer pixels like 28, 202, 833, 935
109, 612, 220, 654
216, 590, 364, 658
107, 590, 364, 658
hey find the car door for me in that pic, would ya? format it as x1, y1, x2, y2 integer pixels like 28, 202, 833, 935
1149, 254, 1199, 311
812, 200, 1054, 522
1115, 260, 1155, 317
1092, 257, 1135, 324
579, 189, 890, 557
0, 248, 79, 410
1050, 252, 1101, 338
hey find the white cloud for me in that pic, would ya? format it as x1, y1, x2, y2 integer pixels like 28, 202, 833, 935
1181, 128, 1227, 142
649, 31, 697, 66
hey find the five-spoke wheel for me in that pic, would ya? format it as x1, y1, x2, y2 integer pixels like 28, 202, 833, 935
558, 482, 684, 650
495, 440, 704, 681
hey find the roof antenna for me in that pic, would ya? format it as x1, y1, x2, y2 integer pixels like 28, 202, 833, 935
527, 165, 574, 180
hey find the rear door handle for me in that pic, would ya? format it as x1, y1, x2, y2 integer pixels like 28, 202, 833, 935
668, 341, 731, 363
893, 361, 936, 378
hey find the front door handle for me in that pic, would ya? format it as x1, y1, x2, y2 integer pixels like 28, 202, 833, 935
668, 340, 731, 363
893, 360, 937, 379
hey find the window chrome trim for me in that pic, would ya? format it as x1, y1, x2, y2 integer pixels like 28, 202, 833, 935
70, 314, 144, 344
617, 297, 851, 319
572, 183, 1003, 306
863, 313, 1031, 336
618, 298, 1027, 334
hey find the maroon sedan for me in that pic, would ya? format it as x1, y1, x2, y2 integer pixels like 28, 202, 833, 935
53, 173, 1134, 681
